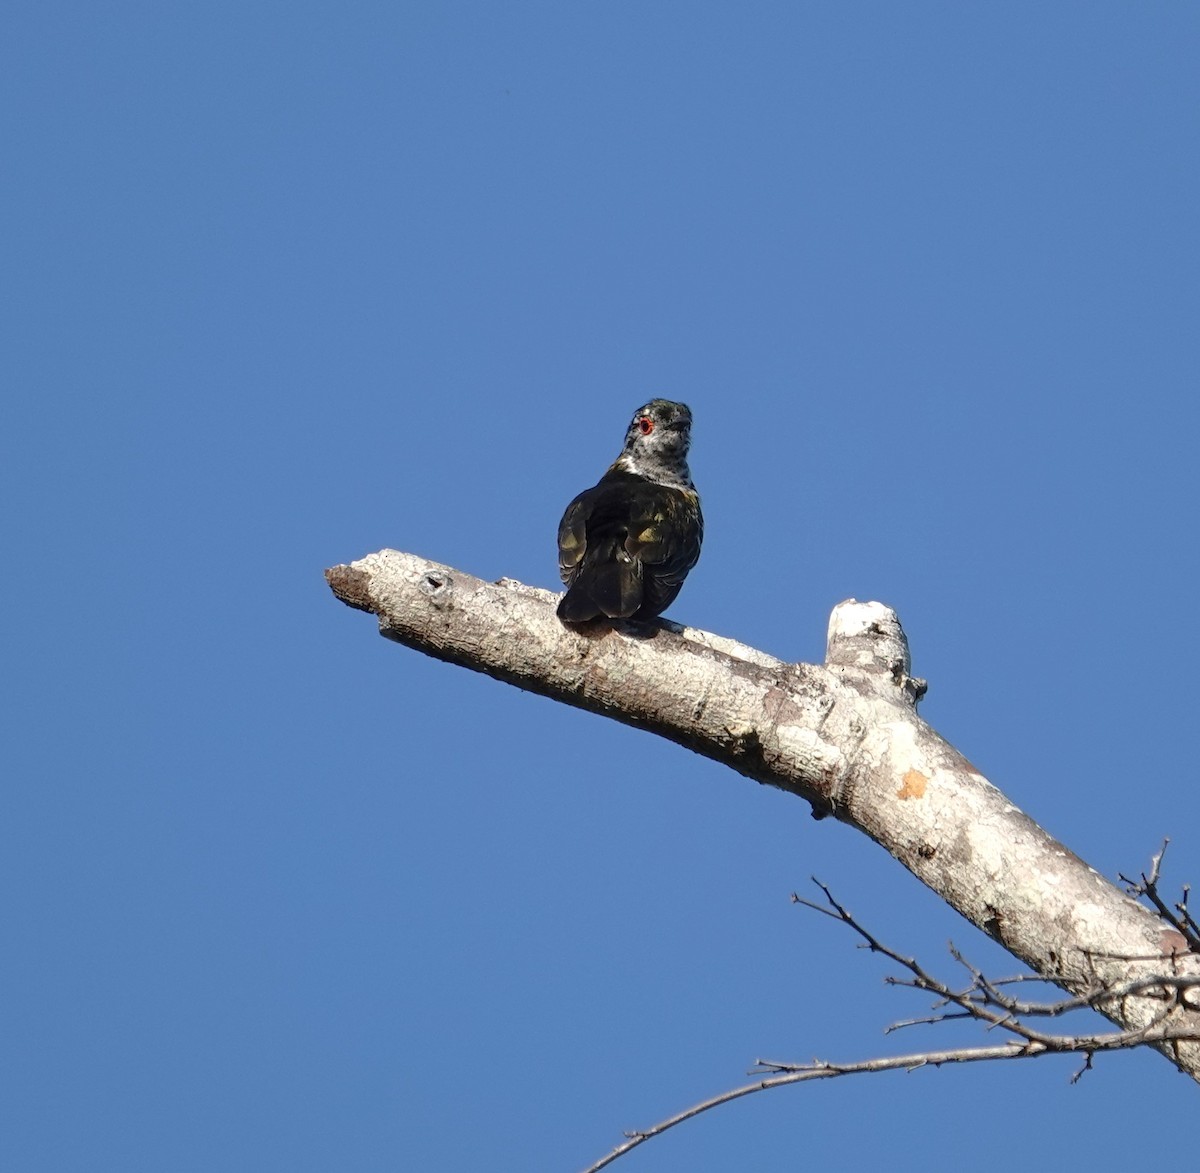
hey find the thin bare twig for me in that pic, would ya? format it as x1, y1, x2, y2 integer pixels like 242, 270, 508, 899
578, 1042, 1041, 1173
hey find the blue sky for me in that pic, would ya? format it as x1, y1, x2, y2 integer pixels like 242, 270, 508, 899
6, 3, 1199, 1169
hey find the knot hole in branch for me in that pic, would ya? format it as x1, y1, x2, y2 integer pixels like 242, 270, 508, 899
420, 570, 453, 608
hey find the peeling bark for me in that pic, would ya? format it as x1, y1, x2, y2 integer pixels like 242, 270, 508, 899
327, 548, 1200, 1080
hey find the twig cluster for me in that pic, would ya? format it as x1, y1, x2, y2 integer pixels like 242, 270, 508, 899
1120, 839, 1200, 954
580, 856, 1199, 1173
792, 880, 1200, 1078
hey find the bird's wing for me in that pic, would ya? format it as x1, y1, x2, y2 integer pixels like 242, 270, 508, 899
556, 493, 590, 585
624, 487, 702, 576
559, 477, 648, 583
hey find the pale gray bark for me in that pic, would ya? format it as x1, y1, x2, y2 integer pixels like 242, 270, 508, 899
326, 548, 1200, 1080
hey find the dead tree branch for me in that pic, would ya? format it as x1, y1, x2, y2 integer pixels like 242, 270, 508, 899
326, 549, 1200, 1083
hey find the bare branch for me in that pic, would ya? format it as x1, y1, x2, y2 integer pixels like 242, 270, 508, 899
326, 550, 1200, 1079
578, 1042, 1043, 1173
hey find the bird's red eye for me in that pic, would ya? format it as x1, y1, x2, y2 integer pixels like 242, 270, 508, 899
637, 417, 654, 435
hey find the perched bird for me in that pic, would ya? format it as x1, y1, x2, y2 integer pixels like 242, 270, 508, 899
557, 399, 703, 624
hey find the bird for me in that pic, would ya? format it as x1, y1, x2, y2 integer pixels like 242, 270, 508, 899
557, 399, 703, 624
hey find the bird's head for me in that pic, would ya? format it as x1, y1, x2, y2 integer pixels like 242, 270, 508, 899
612, 399, 694, 486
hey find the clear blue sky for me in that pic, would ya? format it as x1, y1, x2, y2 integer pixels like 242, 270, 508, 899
6, 3, 1199, 1169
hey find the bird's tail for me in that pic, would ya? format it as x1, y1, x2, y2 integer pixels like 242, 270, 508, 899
557, 541, 643, 623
